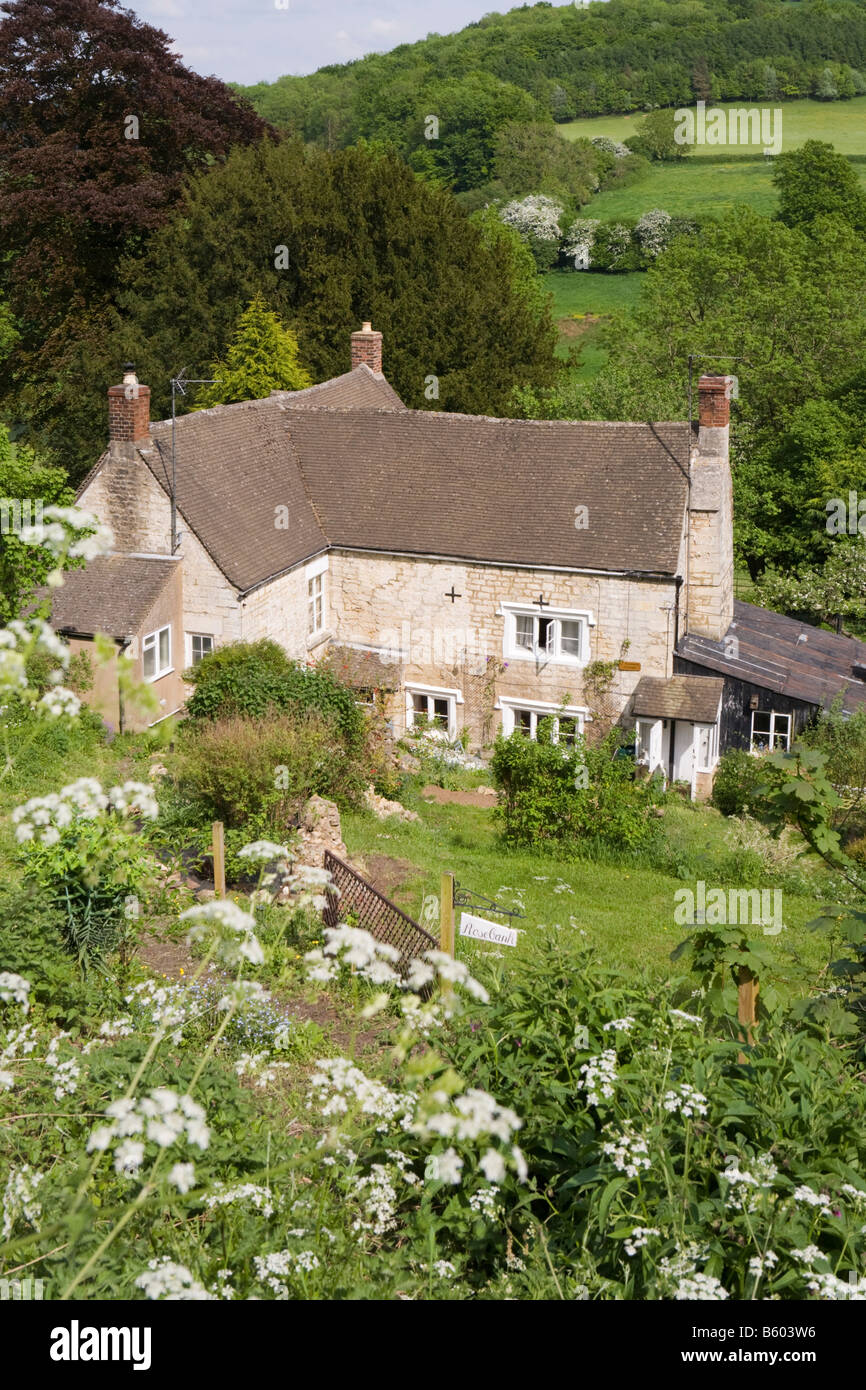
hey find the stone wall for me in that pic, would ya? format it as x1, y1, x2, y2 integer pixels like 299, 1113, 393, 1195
327, 550, 679, 748
80, 455, 244, 654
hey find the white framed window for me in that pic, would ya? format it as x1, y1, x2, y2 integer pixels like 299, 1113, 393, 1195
501, 602, 592, 665
142, 624, 171, 681
499, 698, 587, 743
308, 571, 325, 636
187, 633, 214, 667
751, 710, 791, 752
405, 684, 462, 740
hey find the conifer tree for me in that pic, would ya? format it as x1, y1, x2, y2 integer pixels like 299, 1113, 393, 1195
196, 296, 312, 407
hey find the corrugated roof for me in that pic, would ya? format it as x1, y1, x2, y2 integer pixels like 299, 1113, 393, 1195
632, 675, 724, 722
50, 554, 180, 638
677, 600, 866, 712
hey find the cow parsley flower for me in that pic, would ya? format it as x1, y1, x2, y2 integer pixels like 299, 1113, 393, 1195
37, 686, 81, 719
623, 1227, 661, 1257
204, 1182, 277, 1217
107, 781, 159, 820
578, 1049, 617, 1105
180, 899, 263, 967
136, 1257, 214, 1301
167, 1162, 196, 1195
0, 971, 31, 1013
237, 840, 291, 863
720, 1153, 778, 1211
114, 1139, 145, 1177
663, 1083, 708, 1118
425, 1148, 464, 1185
603, 1017, 635, 1033
2, 1165, 44, 1240
601, 1126, 651, 1178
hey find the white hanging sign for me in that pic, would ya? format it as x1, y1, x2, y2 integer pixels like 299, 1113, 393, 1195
458, 912, 518, 948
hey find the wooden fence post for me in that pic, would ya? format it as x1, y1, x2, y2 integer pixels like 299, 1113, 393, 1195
439, 872, 455, 959
212, 821, 226, 899
737, 966, 758, 1060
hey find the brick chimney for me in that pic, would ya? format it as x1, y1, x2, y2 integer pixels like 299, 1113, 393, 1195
685, 375, 736, 642
108, 364, 150, 459
350, 321, 383, 374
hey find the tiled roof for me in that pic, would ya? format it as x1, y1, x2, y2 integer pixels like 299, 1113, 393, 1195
285, 412, 690, 576
320, 644, 403, 690
632, 675, 724, 723
270, 364, 407, 412
137, 398, 690, 591
676, 600, 866, 713
82, 363, 691, 592
50, 554, 180, 638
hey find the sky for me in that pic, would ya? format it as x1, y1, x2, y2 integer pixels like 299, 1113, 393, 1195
130, 0, 524, 86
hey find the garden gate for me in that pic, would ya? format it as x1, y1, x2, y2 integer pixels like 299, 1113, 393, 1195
322, 850, 437, 971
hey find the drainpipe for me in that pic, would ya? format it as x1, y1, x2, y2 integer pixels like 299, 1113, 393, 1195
668, 717, 677, 785
118, 638, 131, 735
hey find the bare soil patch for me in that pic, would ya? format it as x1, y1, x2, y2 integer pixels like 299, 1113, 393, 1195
421, 784, 498, 808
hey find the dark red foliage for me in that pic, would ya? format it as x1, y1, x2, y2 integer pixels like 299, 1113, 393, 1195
0, 0, 271, 323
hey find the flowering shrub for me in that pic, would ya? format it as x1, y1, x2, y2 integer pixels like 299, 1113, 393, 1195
634, 207, 673, 259
499, 194, 564, 271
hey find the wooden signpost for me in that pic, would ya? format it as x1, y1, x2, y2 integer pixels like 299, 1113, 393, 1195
212, 821, 226, 899
737, 966, 759, 1060
439, 872, 455, 957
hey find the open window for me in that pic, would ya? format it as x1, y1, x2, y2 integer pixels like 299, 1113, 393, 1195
503, 603, 592, 665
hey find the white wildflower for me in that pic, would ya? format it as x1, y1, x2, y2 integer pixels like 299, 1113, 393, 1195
0, 971, 31, 1013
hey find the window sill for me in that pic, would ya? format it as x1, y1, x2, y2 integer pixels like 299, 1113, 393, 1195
506, 649, 587, 667
306, 628, 332, 651
144, 667, 174, 684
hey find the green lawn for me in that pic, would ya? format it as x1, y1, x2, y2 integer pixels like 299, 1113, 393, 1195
559, 98, 866, 159
341, 789, 833, 989
543, 268, 643, 372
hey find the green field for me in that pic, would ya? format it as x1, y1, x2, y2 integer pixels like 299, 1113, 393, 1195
581, 157, 783, 220
559, 98, 866, 158
543, 268, 643, 372
558, 99, 866, 223
342, 788, 831, 983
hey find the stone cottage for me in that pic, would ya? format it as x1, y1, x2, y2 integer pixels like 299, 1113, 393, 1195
59, 324, 866, 794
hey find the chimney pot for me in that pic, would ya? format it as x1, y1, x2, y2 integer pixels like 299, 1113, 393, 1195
350, 321, 383, 375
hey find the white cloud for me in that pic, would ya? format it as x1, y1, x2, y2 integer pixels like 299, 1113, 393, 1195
370, 19, 397, 34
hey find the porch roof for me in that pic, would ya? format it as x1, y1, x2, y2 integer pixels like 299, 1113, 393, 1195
632, 675, 724, 724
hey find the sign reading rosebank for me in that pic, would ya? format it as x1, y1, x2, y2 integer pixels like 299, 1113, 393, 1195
458, 911, 518, 948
